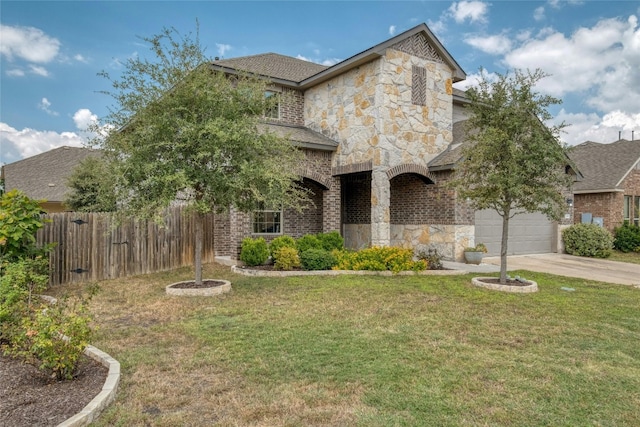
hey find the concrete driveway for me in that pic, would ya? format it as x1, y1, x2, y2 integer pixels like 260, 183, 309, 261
482, 253, 640, 286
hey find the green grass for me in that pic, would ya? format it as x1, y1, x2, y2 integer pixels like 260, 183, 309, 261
609, 250, 640, 265
71, 264, 640, 426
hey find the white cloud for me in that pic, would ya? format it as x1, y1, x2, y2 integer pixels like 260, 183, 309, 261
389, 25, 397, 36
448, 1, 489, 24
453, 69, 499, 91
503, 15, 640, 115
0, 122, 85, 165
215, 43, 231, 58
6, 68, 25, 77
534, 6, 545, 21
551, 109, 640, 146
464, 34, 512, 55
72, 108, 98, 130
0, 24, 60, 63
29, 65, 49, 77
38, 98, 59, 116
74, 54, 88, 63
296, 54, 341, 67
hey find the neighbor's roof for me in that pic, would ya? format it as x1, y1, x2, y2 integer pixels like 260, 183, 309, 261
569, 139, 640, 193
2, 146, 102, 202
259, 122, 339, 151
211, 23, 466, 88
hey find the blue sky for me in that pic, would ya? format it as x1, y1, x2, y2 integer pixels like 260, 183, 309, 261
1, 0, 639, 165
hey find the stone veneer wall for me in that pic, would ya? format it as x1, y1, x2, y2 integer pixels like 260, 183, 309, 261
304, 37, 455, 250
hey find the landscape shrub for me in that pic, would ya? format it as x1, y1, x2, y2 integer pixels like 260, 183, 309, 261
269, 236, 297, 262
316, 231, 344, 252
240, 237, 269, 266
334, 246, 427, 273
416, 248, 444, 270
13, 292, 95, 380
562, 223, 614, 258
0, 189, 51, 263
0, 257, 49, 342
613, 222, 640, 253
296, 234, 322, 253
273, 246, 301, 271
300, 249, 337, 271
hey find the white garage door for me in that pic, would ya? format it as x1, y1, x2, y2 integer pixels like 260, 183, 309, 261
475, 210, 556, 256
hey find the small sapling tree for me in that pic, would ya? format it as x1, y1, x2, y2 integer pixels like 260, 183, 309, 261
450, 69, 572, 284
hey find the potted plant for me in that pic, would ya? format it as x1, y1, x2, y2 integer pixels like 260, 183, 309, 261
464, 243, 488, 265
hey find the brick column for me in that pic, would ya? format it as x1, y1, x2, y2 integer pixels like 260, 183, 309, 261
323, 176, 341, 233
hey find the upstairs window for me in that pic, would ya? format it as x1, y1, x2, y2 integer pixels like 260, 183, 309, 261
264, 90, 280, 119
412, 65, 427, 106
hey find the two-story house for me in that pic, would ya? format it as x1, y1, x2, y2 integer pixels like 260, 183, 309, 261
211, 23, 571, 261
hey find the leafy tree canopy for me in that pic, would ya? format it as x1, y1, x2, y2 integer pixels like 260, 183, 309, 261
93, 25, 307, 220
64, 155, 117, 212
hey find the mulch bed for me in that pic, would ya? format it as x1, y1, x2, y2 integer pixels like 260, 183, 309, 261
0, 353, 108, 427
170, 279, 229, 289
479, 278, 532, 286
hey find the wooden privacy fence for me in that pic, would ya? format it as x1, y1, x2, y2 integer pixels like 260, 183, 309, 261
36, 207, 216, 286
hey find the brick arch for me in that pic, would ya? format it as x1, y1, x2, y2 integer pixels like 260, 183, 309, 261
386, 163, 435, 184
298, 168, 332, 190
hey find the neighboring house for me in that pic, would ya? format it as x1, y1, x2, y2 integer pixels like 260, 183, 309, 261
210, 23, 576, 261
1, 146, 101, 213
569, 138, 640, 231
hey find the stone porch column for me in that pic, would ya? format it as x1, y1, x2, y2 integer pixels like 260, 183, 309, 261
371, 169, 390, 246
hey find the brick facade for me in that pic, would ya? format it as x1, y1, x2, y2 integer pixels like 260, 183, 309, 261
574, 169, 640, 232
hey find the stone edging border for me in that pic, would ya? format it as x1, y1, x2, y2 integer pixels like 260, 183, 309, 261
37, 295, 120, 427
471, 277, 539, 293
166, 279, 232, 296
58, 345, 120, 427
231, 265, 467, 277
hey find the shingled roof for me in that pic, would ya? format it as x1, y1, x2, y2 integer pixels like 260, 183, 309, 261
212, 53, 328, 83
258, 122, 338, 151
569, 139, 640, 193
2, 146, 102, 202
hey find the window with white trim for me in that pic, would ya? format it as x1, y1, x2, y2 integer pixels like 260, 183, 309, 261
252, 210, 282, 234
635, 196, 640, 226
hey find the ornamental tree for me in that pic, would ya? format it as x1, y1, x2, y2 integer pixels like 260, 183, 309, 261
450, 69, 573, 284
92, 26, 308, 284
64, 156, 117, 212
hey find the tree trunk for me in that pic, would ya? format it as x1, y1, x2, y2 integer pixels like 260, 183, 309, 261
500, 211, 510, 284
194, 211, 203, 285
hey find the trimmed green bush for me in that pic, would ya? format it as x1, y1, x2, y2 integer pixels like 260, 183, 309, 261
296, 234, 322, 252
240, 237, 269, 266
300, 249, 337, 271
316, 231, 344, 251
334, 246, 427, 273
273, 246, 301, 271
562, 223, 614, 258
269, 235, 297, 261
613, 222, 640, 253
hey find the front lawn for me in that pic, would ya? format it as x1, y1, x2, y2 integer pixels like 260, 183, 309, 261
64, 263, 640, 426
